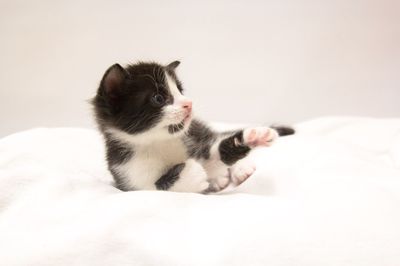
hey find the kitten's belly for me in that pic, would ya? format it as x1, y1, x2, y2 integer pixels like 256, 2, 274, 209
115, 139, 188, 190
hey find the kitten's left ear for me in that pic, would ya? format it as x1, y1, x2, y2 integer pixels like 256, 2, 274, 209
166, 60, 180, 70
101, 64, 129, 99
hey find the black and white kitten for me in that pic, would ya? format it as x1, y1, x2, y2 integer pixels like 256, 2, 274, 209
92, 61, 294, 193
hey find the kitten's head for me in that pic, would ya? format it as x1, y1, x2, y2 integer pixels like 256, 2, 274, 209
92, 61, 193, 139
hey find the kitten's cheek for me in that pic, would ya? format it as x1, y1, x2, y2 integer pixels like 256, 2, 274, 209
162, 108, 185, 124
168, 105, 190, 122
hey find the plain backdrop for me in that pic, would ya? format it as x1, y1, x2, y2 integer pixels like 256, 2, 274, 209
0, 0, 399, 137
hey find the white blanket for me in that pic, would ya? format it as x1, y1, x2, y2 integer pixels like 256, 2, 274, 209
0, 117, 399, 266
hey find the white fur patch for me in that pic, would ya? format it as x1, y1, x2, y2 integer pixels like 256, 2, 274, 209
169, 159, 209, 193
165, 73, 184, 103
201, 138, 231, 191
108, 128, 188, 190
106, 126, 173, 145
157, 72, 192, 133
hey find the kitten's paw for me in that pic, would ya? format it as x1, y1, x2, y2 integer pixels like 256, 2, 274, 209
170, 159, 210, 193
207, 176, 231, 193
242, 127, 278, 148
230, 160, 256, 185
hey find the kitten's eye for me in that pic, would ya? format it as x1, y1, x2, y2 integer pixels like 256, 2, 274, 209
152, 94, 165, 106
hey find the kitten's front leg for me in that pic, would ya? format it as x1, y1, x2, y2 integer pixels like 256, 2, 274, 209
185, 120, 282, 192
218, 127, 279, 186
156, 159, 210, 193
218, 126, 278, 165
201, 127, 278, 192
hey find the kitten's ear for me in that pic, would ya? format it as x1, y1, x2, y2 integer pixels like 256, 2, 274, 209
166, 60, 180, 70
101, 64, 128, 98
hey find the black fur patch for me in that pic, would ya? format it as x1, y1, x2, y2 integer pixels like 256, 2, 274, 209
219, 131, 251, 165
184, 119, 217, 160
104, 135, 134, 191
168, 121, 185, 134
110, 168, 133, 191
104, 134, 134, 166
155, 163, 186, 190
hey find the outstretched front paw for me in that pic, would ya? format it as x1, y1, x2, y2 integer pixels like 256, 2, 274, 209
241, 127, 278, 148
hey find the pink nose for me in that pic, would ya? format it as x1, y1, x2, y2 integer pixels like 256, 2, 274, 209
181, 100, 192, 111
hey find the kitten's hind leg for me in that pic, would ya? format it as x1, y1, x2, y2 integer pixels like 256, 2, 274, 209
203, 162, 231, 193
229, 158, 256, 186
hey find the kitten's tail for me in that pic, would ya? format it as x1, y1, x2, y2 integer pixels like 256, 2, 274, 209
271, 125, 295, 136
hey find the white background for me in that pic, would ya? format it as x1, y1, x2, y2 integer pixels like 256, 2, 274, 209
0, 0, 399, 137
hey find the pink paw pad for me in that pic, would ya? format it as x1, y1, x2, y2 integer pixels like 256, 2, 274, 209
243, 127, 278, 148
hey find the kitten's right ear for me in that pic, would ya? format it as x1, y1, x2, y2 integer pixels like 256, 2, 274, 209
101, 64, 128, 98
166, 61, 180, 70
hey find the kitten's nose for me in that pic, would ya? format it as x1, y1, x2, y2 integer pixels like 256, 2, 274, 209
181, 100, 192, 111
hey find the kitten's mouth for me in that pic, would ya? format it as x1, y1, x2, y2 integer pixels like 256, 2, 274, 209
183, 112, 192, 124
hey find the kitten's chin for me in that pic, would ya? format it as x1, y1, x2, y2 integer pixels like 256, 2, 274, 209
182, 112, 193, 130
183, 112, 192, 125
167, 114, 192, 135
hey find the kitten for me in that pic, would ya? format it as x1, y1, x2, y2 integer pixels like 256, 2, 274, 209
92, 61, 294, 193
